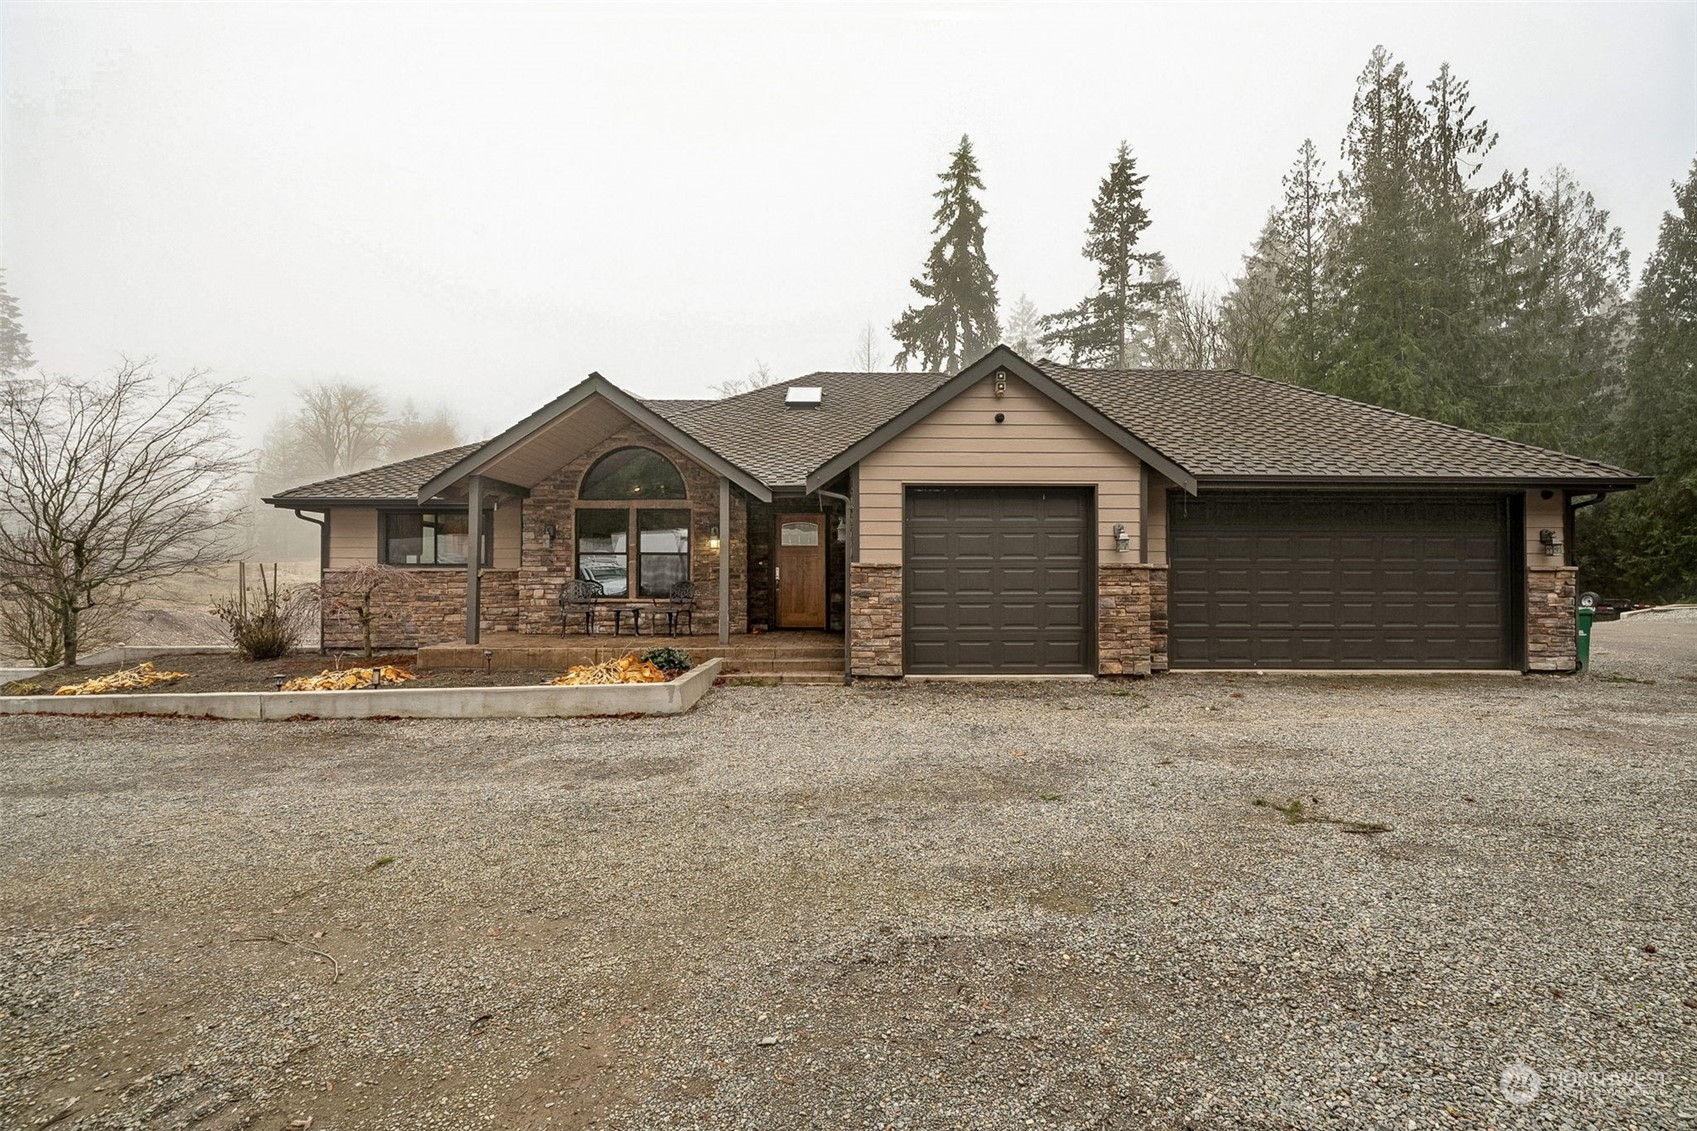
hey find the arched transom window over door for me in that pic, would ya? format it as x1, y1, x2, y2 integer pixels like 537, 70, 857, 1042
575, 447, 691, 598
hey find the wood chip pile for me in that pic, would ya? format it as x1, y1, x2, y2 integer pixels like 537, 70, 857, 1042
281, 665, 417, 692
53, 662, 189, 696
547, 656, 670, 685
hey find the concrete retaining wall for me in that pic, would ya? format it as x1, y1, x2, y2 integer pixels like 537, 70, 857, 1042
0, 659, 722, 720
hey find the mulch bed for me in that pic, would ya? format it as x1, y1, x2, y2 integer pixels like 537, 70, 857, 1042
5, 653, 585, 695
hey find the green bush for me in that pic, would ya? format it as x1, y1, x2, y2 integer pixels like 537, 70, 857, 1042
639, 646, 692, 675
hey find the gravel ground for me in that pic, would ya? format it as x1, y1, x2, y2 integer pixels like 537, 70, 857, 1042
1, 615, 1692, 1130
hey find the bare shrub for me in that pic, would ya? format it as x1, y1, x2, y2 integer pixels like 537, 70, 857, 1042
211, 564, 316, 661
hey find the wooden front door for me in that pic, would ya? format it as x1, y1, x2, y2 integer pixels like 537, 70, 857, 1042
775, 514, 826, 628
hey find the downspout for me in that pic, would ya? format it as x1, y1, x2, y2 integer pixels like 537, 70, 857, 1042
1567, 493, 1607, 572
292, 509, 329, 654
292, 509, 328, 571
817, 486, 852, 685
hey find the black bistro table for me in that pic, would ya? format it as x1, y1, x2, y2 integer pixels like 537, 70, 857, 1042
608, 604, 648, 636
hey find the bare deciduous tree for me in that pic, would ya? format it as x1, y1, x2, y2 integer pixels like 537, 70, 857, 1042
710, 359, 776, 399
850, 323, 882, 372
1149, 283, 1226, 369
313, 562, 421, 658
290, 380, 390, 476
0, 360, 246, 665
388, 401, 464, 461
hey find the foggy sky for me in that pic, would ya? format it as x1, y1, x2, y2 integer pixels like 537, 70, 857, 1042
3, 2, 1692, 444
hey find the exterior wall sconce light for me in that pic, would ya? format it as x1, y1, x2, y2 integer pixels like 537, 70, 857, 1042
543, 523, 557, 550
994, 371, 1007, 398
1539, 529, 1562, 557
1113, 523, 1133, 553
707, 525, 721, 551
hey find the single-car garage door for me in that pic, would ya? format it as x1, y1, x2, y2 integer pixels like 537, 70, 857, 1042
905, 486, 1093, 674
1168, 493, 1516, 670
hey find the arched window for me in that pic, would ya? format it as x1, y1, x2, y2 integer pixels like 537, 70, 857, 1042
575, 447, 690, 598
580, 447, 687, 500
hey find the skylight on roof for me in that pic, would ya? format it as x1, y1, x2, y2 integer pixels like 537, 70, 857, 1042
785, 386, 823, 407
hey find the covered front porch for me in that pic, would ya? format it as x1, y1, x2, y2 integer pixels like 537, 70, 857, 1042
418, 630, 845, 683
411, 373, 850, 671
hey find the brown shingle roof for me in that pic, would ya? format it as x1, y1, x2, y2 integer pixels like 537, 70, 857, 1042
644, 371, 948, 488
263, 443, 484, 505
1038, 362, 1640, 484
263, 360, 1640, 505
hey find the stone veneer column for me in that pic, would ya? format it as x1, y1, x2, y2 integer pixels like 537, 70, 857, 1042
1526, 566, 1578, 672
849, 563, 903, 677
1097, 563, 1153, 675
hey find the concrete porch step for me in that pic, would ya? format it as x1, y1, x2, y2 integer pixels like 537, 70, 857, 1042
718, 671, 846, 685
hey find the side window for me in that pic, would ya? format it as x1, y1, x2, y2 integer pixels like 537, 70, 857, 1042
382, 510, 491, 566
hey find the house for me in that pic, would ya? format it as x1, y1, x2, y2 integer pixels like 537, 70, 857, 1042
264, 347, 1645, 676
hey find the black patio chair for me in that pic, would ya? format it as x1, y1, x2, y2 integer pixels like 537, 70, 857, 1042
560, 578, 605, 635
662, 581, 695, 636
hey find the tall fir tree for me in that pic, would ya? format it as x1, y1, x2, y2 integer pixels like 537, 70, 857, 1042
0, 271, 36, 376
890, 135, 1000, 372
1001, 294, 1043, 356
1041, 143, 1172, 366
1323, 49, 1514, 429
1492, 166, 1630, 451
1218, 219, 1288, 373
1325, 47, 1430, 412
1583, 159, 1697, 601
1272, 139, 1332, 385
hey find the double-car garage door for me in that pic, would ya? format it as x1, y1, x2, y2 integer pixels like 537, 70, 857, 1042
1168, 492, 1516, 670
901, 486, 1518, 675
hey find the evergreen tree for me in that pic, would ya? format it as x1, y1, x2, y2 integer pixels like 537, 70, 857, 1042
1325, 48, 1430, 411
1218, 219, 1289, 373
1001, 294, 1043, 356
1272, 139, 1332, 385
0, 271, 36, 376
1323, 49, 1514, 428
1492, 166, 1631, 451
890, 136, 1000, 372
1583, 159, 1697, 600
1041, 143, 1173, 367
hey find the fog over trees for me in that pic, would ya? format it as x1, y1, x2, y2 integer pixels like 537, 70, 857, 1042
0, 29, 1689, 600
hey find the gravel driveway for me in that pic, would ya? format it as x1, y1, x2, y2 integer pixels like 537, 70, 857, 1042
2, 615, 1693, 1130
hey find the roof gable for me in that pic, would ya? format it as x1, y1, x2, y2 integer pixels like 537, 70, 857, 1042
803, 347, 1199, 494
416, 373, 773, 503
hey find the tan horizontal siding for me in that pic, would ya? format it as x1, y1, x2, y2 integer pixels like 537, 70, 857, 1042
1146, 480, 1169, 566
492, 501, 522, 569
1524, 488, 1566, 568
327, 507, 379, 569
857, 373, 1145, 565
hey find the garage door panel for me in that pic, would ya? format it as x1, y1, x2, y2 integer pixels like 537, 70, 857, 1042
1169, 493, 1512, 670
905, 487, 1092, 674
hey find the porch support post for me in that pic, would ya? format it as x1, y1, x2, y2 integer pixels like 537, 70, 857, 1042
718, 476, 731, 645
465, 474, 484, 645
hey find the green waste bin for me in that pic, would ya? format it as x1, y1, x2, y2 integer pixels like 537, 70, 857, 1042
1576, 600, 1595, 672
